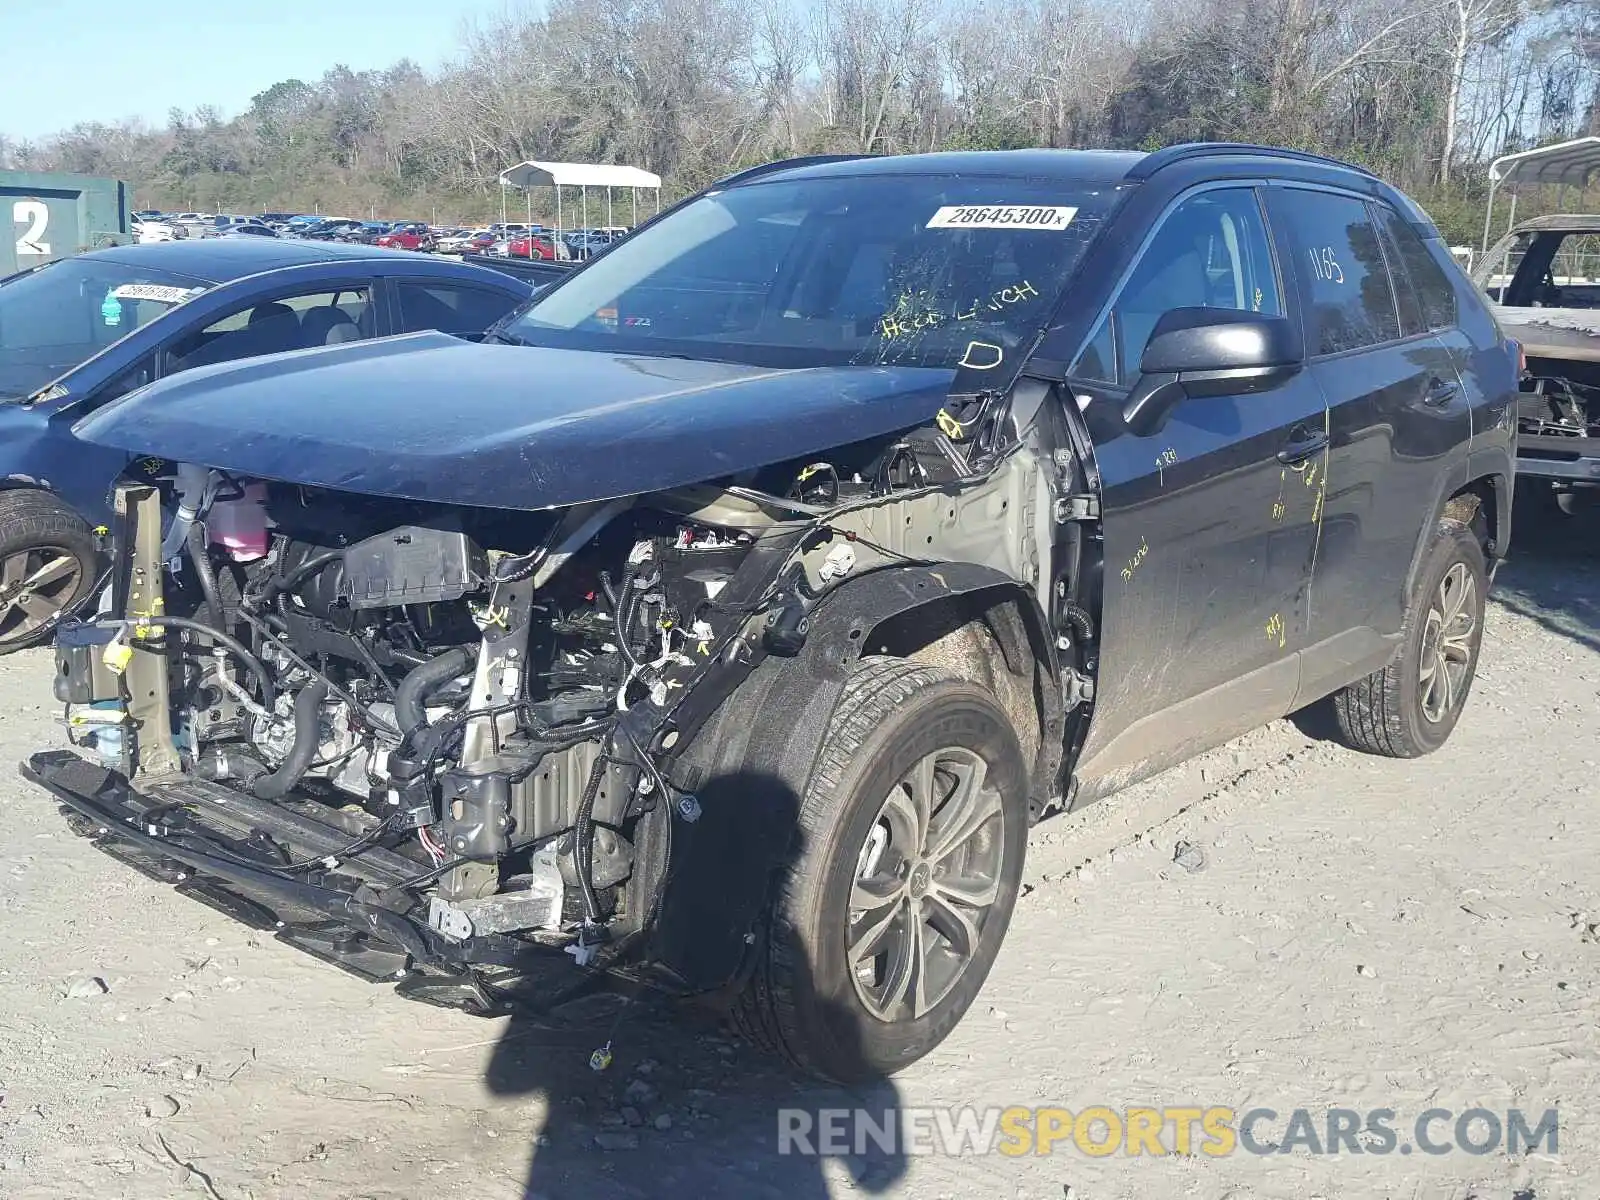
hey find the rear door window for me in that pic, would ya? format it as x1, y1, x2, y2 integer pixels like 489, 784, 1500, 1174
167, 285, 375, 373
1272, 189, 1400, 356
1374, 205, 1458, 333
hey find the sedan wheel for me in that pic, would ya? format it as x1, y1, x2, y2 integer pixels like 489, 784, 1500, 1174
0, 491, 100, 653
0, 548, 83, 643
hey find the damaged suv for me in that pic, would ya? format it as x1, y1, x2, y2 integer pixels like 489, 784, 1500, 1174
23, 144, 1516, 1083
1473, 213, 1600, 511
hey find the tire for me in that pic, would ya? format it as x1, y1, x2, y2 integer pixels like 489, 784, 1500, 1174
732, 657, 1029, 1083
1330, 519, 1486, 757
0, 491, 99, 653
1555, 489, 1594, 517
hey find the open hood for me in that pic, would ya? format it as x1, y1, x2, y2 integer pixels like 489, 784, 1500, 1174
72, 332, 956, 509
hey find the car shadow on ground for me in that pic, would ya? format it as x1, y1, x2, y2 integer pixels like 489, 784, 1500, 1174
485, 770, 908, 1200
1487, 484, 1600, 656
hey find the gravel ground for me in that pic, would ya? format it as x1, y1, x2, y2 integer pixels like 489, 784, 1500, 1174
0, 499, 1596, 1200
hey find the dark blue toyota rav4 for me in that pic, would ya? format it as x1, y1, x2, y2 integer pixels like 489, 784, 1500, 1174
26, 144, 1517, 1083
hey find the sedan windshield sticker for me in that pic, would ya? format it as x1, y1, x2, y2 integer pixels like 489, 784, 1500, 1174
111, 283, 203, 305
926, 205, 1077, 230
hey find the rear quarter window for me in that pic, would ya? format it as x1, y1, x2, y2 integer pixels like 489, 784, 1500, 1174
1375, 205, 1458, 333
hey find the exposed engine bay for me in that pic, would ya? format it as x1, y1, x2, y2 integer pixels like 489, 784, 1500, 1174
45, 404, 1101, 999
1520, 356, 1600, 439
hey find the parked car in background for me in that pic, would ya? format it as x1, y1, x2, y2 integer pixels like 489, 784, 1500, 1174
0, 239, 534, 651
224, 222, 279, 238
437, 229, 495, 254
133, 218, 185, 244
435, 229, 478, 253
302, 219, 367, 242
562, 229, 616, 258
209, 216, 257, 236
506, 232, 564, 260
347, 221, 389, 243
168, 214, 216, 240
376, 222, 437, 252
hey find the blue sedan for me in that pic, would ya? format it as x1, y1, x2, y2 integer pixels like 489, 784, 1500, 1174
0, 238, 536, 650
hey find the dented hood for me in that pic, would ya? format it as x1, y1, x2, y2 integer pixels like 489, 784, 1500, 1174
72, 332, 956, 509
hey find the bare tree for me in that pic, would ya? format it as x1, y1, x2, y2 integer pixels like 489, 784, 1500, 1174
1439, 0, 1524, 182
813, 0, 943, 152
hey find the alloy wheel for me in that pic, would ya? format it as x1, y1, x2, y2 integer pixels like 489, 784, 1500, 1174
847, 747, 1007, 1023
1418, 562, 1477, 724
0, 547, 82, 644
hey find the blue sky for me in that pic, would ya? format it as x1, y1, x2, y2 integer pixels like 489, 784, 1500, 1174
3, 1, 496, 141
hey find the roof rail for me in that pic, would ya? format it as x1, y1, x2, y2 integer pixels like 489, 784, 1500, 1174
711, 154, 877, 189
1127, 142, 1377, 181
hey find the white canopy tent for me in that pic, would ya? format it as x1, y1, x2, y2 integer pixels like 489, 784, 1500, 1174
1481, 136, 1600, 250
496, 161, 663, 236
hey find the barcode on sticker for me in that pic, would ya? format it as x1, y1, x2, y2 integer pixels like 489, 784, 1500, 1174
927, 205, 1077, 230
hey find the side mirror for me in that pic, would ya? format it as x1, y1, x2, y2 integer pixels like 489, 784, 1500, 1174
1122, 308, 1301, 436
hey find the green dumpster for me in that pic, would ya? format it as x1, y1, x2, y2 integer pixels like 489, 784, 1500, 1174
1, 170, 132, 275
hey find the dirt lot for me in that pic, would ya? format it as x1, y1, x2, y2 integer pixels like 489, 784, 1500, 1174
1, 499, 1597, 1200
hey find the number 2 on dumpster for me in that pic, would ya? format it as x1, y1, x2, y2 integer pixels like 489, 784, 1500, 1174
12, 201, 49, 257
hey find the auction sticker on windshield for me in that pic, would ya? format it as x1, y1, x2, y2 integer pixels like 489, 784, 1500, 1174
111, 283, 204, 305
927, 206, 1077, 230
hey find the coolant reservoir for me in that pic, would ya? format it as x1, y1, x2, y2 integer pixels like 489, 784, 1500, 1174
208, 483, 271, 561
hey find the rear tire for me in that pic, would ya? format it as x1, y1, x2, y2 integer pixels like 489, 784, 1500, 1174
1330, 519, 1486, 757
0, 491, 99, 653
732, 657, 1029, 1083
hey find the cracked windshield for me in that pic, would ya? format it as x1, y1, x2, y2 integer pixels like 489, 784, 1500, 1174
507, 175, 1116, 375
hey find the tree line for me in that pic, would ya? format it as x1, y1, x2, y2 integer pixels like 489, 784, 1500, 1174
2, 0, 1597, 243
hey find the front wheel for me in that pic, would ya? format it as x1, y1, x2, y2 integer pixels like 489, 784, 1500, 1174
733, 657, 1029, 1083
1330, 519, 1487, 757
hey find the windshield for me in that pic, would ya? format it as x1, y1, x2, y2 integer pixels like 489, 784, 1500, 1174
0, 258, 208, 400
504, 174, 1117, 371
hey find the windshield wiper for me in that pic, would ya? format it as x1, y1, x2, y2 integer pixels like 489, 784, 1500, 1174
483, 325, 531, 347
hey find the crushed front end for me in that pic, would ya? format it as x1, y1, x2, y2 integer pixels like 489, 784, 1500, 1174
24, 413, 1067, 1015
25, 467, 816, 1010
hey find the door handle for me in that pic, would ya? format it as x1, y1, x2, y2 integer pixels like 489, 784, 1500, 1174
1423, 376, 1460, 406
1277, 429, 1328, 465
